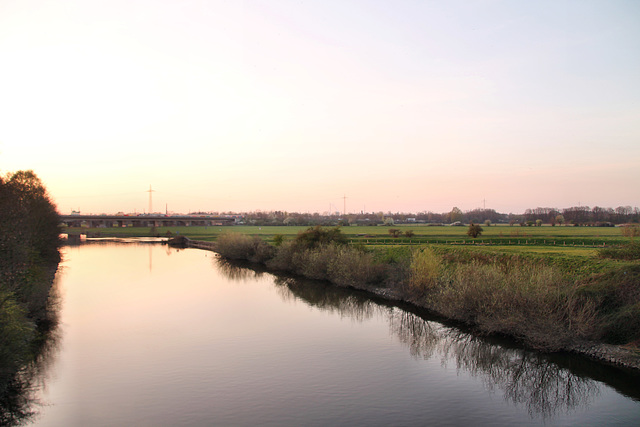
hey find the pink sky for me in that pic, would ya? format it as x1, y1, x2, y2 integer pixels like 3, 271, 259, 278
1, 0, 639, 214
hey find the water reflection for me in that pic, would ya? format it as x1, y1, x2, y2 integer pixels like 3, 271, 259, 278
216, 258, 268, 282
432, 329, 599, 418
216, 259, 628, 420
0, 277, 62, 426
273, 276, 380, 322
387, 308, 601, 417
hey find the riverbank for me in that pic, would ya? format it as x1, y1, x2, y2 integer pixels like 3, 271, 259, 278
1, 171, 62, 424
364, 285, 640, 371
175, 232, 640, 372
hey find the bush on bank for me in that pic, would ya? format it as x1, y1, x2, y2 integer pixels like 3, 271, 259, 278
0, 170, 61, 393
422, 261, 598, 350
214, 227, 640, 351
215, 233, 274, 263
598, 241, 640, 261
577, 264, 640, 345
217, 231, 383, 289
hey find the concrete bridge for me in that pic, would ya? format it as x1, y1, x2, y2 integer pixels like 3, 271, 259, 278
61, 214, 238, 228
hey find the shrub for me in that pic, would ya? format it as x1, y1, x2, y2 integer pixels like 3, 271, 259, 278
578, 265, 640, 344
597, 242, 640, 260
466, 222, 483, 238
409, 248, 441, 293
252, 239, 277, 263
216, 233, 253, 259
291, 245, 339, 280
600, 303, 640, 344
326, 246, 383, 289
273, 234, 284, 247
281, 244, 383, 289
294, 226, 347, 249
216, 233, 274, 262
428, 261, 598, 350
266, 241, 295, 271
0, 291, 35, 375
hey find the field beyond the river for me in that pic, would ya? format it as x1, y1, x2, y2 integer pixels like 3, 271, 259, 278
64, 223, 635, 271
64, 223, 627, 249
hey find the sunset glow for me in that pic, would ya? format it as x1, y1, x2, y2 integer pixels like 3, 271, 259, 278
1, 0, 638, 214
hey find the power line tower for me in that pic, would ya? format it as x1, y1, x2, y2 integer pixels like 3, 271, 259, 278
147, 185, 155, 214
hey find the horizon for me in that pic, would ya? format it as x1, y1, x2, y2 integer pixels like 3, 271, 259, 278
1, 1, 639, 214
60, 202, 638, 217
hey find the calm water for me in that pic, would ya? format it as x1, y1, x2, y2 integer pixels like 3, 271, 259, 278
17, 242, 640, 426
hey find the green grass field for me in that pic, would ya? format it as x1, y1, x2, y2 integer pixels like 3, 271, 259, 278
64, 223, 631, 259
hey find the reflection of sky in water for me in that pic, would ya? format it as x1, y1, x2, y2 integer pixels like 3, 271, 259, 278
268, 273, 601, 420
226, 260, 640, 423
19, 243, 640, 426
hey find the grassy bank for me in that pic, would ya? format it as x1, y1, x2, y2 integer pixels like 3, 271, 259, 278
211, 227, 640, 353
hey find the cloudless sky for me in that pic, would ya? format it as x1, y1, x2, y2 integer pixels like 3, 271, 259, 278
1, 0, 639, 214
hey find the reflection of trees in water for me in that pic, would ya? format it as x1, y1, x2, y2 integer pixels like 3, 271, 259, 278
272, 276, 381, 323
217, 259, 381, 322
392, 305, 603, 419
390, 307, 601, 419
215, 261, 603, 419
437, 331, 599, 418
215, 258, 267, 282
0, 278, 62, 426
389, 308, 443, 360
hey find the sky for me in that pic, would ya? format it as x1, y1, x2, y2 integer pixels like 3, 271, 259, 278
1, 0, 639, 215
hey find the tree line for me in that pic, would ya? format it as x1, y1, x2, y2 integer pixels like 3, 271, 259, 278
216, 205, 640, 227
1, 170, 61, 420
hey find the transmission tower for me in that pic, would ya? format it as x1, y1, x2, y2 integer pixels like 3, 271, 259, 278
147, 185, 155, 214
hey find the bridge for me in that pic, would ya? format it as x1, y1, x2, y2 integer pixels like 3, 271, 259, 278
60, 214, 239, 228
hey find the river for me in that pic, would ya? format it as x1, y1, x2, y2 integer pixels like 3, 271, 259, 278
12, 242, 640, 426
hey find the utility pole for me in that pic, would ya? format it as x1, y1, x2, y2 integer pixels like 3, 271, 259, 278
343, 194, 347, 216
147, 185, 155, 214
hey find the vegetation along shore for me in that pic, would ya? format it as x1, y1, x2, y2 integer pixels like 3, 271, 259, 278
66, 207, 640, 371
0, 171, 61, 424
161, 225, 640, 371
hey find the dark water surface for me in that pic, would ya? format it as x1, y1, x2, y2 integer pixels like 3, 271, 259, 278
19, 243, 640, 426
